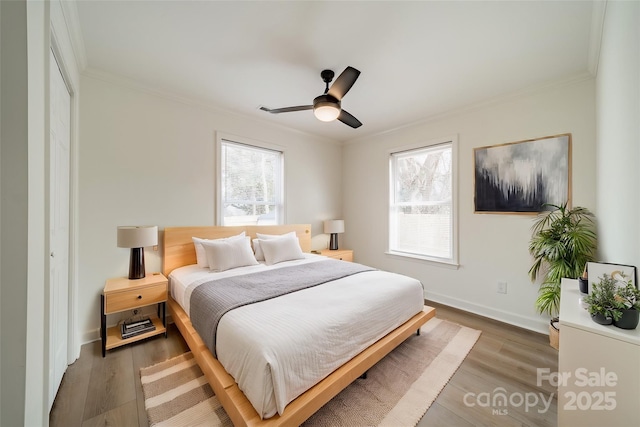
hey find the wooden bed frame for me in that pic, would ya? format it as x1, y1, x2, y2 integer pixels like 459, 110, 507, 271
163, 224, 436, 427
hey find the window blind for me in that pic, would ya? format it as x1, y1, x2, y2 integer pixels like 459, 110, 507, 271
220, 139, 283, 226
389, 142, 454, 262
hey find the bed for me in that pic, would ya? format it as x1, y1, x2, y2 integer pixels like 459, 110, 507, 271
163, 224, 435, 426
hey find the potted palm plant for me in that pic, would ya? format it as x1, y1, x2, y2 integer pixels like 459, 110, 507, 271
528, 202, 597, 347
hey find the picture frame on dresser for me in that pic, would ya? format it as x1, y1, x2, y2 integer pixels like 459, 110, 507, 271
587, 262, 637, 293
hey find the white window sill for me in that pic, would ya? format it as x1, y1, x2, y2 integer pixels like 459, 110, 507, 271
385, 251, 460, 270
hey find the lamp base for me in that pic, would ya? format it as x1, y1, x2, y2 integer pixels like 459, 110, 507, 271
129, 247, 146, 280
329, 233, 339, 250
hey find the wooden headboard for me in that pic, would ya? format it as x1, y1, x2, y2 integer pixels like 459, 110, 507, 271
162, 224, 312, 276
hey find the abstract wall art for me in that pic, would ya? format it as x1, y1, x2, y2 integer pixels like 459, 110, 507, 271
474, 134, 571, 214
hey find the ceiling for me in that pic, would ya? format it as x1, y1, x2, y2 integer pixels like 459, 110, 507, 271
73, 1, 597, 142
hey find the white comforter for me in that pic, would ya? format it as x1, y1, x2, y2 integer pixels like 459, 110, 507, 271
169, 255, 424, 419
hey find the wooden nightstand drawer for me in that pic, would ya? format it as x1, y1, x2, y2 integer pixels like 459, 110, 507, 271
319, 249, 353, 262
105, 283, 167, 313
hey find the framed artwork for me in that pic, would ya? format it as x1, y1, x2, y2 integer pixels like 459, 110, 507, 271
587, 262, 637, 293
473, 133, 571, 214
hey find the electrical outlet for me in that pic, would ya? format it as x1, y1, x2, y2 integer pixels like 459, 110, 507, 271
497, 281, 508, 294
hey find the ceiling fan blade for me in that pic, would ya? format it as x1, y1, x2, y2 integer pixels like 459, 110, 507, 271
259, 105, 313, 114
337, 109, 362, 128
327, 66, 360, 100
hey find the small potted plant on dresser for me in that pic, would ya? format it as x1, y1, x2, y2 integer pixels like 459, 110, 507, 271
583, 273, 619, 325
583, 272, 640, 329
612, 277, 640, 329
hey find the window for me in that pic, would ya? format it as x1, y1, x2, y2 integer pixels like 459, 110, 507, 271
389, 138, 457, 264
218, 136, 284, 226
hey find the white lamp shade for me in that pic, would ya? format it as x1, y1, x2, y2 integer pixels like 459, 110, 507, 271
314, 104, 341, 122
117, 226, 158, 248
324, 220, 345, 234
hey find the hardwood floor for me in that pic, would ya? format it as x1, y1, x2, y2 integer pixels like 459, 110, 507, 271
49, 323, 189, 427
50, 302, 558, 426
418, 301, 558, 427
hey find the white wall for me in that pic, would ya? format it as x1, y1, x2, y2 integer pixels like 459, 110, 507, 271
0, 2, 30, 425
343, 78, 597, 333
596, 0, 640, 268
78, 75, 342, 343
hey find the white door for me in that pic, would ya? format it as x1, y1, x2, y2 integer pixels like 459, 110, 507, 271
49, 48, 71, 408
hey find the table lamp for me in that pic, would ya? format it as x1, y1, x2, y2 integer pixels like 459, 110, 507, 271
117, 225, 158, 279
324, 220, 344, 250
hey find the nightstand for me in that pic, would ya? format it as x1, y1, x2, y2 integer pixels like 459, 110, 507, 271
101, 272, 168, 357
319, 249, 353, 262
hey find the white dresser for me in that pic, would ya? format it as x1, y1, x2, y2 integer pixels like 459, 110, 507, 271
558, 278, 640, 426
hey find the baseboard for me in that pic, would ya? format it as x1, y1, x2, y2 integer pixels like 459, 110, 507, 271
425, 291, 549, 334
82, 329, 100, 345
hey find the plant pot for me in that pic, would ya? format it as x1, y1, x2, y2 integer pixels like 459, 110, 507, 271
591, 312, 613, 325
613, 309, 639, 330
549, 317, 559, 350
578, 277, 589, 294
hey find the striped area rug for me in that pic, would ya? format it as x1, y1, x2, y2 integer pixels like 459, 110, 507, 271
140, 318, 480, 426
140, 352, 230, 426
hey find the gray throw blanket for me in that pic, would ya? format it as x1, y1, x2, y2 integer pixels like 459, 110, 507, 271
190, 259, 375, 357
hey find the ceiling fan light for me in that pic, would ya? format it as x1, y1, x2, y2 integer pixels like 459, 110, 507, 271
314, 103, 340, 122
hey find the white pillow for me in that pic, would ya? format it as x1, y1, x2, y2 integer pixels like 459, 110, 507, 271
259, 236, 305, 265
253, 231, 297, 261
201, 236, 258, 272
192, 232, 245, 268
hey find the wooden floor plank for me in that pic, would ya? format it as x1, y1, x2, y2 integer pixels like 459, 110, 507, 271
449, 364, 557, 426
50, 303, 559, 427
427, 300, 558, 427
417, 402, 474, 427
49, 342, 95, 427
81, 399, 139, 427
83, 342, 137, 420
436, 382, 525, 427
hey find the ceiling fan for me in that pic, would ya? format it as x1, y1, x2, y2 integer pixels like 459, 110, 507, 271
259, 66, 362, 128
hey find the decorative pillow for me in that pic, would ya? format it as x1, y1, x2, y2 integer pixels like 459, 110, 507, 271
253, 231, 297, 261
192, 232, 245, 268
258, 235, 305, 265
201, 236, 258, 272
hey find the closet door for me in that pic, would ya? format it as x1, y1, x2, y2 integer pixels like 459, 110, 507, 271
49, 48, 71, 408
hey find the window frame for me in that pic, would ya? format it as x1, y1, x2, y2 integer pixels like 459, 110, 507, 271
387, 135, 459, 267
216, 132, 285, 226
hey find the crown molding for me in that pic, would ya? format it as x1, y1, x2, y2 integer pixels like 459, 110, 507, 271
82, 67, 232, 113
587, 0, 607, 77
81, 67, 341, 146
59, 0, 87, 71
83, 65, 593, 148
344, 71, 595, 145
